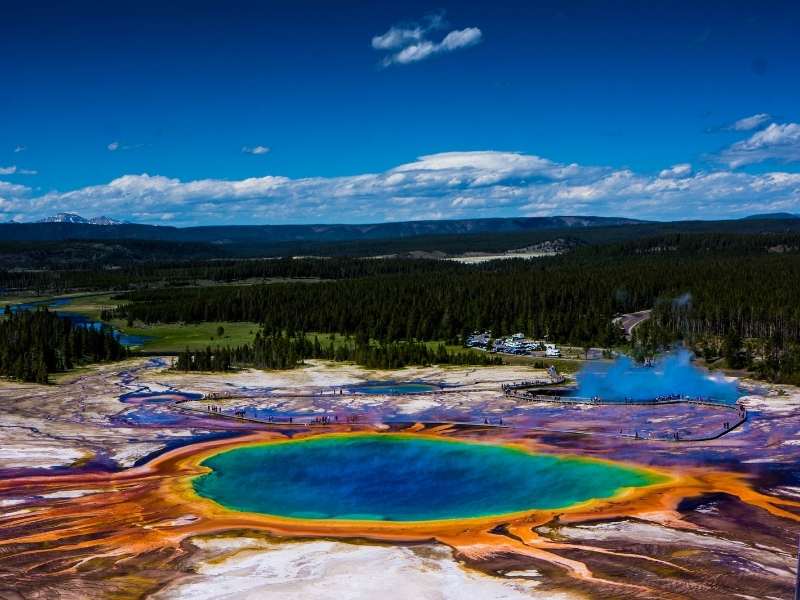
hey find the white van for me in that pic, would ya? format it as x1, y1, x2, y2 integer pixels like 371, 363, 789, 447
545, 344, 560, 357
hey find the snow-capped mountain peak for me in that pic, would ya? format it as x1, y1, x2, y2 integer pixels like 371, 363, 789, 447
36, 213, 127, 225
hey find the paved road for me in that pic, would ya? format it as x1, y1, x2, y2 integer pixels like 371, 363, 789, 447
616, 309, 652, 339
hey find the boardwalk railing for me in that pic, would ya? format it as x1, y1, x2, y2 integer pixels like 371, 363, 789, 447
503, 388, 748, 442
506, 390, 741, 409
501, 377, 566, 392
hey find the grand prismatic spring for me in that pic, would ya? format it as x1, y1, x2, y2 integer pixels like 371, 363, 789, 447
193, 434, 665, 521
1, 355, 800, 599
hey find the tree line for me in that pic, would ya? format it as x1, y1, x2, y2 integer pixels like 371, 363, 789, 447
113, 246, 800, 381
112, 251, 799, 348
3, 229, 800, 294
0, 307, 127, 383
175, 332, 502, 372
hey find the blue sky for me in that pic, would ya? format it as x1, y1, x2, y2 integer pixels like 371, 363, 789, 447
1, 0, 799, 225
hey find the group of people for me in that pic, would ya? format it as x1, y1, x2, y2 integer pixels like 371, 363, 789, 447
203, 403, 367, 426
502, 380, 547, 392
310, 414, 362, 424
313, 415, 337, 424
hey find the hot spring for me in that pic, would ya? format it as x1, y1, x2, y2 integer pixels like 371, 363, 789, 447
574, 349, 740, 403
349, 381, 440, 395
193, 434, 664, 521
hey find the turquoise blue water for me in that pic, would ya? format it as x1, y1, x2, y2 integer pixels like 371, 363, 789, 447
350, 382, 439, 395
193, 435, 662, 521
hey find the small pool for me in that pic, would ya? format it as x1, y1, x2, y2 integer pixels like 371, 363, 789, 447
118, 407, 185, 426
119, 389, 203, 404
349, 381, 441, 395
193, 434, 664, 521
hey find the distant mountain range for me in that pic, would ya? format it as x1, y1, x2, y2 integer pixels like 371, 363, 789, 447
37, 213, 128, 226
5, 215, 643, 243
2, 213, 799, 248
741, 212, 800, 220
4, 213, 800, 265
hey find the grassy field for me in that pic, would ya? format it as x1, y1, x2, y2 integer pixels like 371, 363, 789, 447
0, 291, 123, 310
59, 293, 125, 320
300, 333, 467, 355
498, 354, 583, 373
2, 291, 260, 352
111, 320, 261, 352
0, 294, 51, 306
1, 291, 589, 367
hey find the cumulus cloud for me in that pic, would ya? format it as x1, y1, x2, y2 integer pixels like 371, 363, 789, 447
658, 163, 692, 179
13, 145, 25, 153
728, 113, 771, 131
717, 122, 800, 168
373, 14, 481, 66
0, 180, 29, 194
107, 141, 120, 152
3, 149, 800, 226
242, 145, 271, 155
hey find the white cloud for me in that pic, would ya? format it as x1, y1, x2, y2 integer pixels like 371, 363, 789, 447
371, 13, 444, 50
242, 145, 271, 155
717, 122, 800, 168
108, 141, 120, 151
439, 28, 482, 52
373, 14, 481, 67
372, 27, 422, 50
658, 163, 692, 179
728, 113, 771, 131
0, 165, 36, 176
0, 180, 29, 195
13, 145, 25, 153
3, 149, 800, 226
384, 27, 482, 66
391, 41, 438, 65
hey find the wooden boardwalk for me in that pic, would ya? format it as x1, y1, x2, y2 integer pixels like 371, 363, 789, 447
165, 377, 749, 443
172, 403, 510, 430
503, 389, 748, 442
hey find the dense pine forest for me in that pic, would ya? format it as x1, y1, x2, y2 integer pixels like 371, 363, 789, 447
4, 225, 800, 382
102, 234, 800, 381
111, 251, 800, 346
0, 308, 127, 383
175, 333, 502, 372
2, 223, 800, 293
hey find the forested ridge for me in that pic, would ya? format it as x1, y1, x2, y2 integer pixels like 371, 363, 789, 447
111, 250, 800, 348
3, 226, 800, 293
112, 269, 625, 346
0, 256, 467, 294
0, 308, 127, 383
